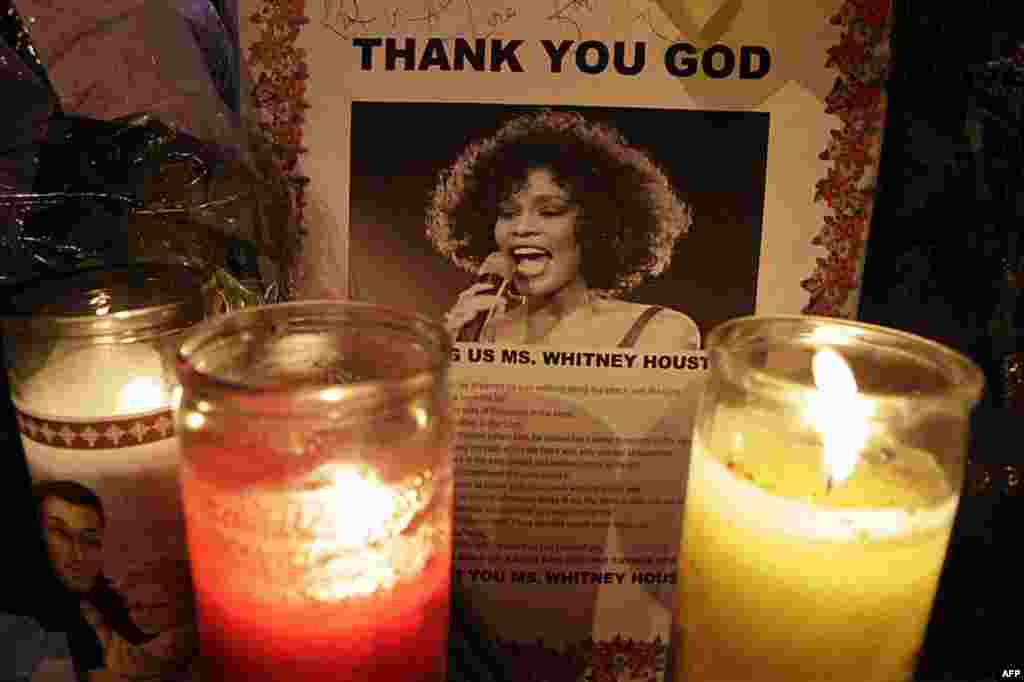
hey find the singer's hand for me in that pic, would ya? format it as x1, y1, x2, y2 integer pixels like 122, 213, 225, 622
443, 282, 508, 338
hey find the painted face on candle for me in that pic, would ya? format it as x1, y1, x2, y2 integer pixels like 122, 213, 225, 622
41, 495, 105, 593
494, 167, 584, 299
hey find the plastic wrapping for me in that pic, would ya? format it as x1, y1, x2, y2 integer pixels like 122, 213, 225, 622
0, 0, 301, 306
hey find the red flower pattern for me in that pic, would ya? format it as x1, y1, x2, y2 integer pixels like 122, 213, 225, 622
248, 0, 310, 259
803, 0, 893, 317
484, 634, 667, 681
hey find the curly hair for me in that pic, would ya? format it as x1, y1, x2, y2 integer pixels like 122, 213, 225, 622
426, 109, 692, 296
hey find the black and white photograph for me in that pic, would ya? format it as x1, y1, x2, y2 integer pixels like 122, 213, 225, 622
350, 102, 769, 347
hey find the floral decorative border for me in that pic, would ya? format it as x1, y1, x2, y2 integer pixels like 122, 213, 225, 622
246, 0, 311, 292
485, 633, 668, 682
801, 0, 893, 318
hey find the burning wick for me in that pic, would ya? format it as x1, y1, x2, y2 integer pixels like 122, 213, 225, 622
809, 348, 872, 494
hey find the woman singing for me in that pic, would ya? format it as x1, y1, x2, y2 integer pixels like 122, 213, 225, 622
428, 109, 700, 349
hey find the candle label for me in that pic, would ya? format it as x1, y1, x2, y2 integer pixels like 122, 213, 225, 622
19, 412, 199, 681
14, 405, 176, 449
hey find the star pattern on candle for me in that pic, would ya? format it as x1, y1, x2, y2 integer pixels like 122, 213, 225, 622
154, 414, 174, 438
107, 423, 126, 446
17, 413, 38, 439
13, 407, 177, 449
57, 424, 77, 446
80, 426, 101, 447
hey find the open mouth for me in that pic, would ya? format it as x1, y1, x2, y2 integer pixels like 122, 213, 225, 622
511, 247, 551, 277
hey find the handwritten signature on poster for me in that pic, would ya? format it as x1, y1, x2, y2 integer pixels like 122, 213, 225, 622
321, 0, 518, 39
319, 0, 677, 41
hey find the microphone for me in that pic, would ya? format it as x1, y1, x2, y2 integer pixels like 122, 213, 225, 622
456, 252, 514, 342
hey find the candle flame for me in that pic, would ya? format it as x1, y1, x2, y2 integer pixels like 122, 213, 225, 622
319, 387, 348, 403
412, 406, 429, 429
809, 349, 872, 488
325, 465, 405, 548
183, 411, 206, 431
116, 376, 166, 413
300, 463, 429, 600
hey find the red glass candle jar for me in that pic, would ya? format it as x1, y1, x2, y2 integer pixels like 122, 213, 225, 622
175, 301, 453, 681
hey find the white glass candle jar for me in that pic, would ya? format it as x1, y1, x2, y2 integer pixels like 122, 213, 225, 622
3, 263, 207, 681
674, 315, 984, 682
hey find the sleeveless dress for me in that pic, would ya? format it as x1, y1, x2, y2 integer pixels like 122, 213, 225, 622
616, 305, 664, 348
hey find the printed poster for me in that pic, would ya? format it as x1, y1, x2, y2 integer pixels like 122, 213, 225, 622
238, 1, 893, 679
448, 345, 707, 680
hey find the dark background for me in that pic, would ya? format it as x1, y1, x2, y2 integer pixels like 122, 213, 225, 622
857, 2, 1023, 680
349, 102, 768, 341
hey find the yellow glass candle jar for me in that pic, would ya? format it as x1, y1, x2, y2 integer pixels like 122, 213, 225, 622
675, 315, 984, 682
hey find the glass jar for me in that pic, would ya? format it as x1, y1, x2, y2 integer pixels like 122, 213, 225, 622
675, 315, 984, 682
174, 301, 453, 682
2, 262, 208, 681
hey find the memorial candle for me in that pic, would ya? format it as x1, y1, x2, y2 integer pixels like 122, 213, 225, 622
180, 450, 451, 681
674, 316, 983, 682
2, 264, 207, 679
175, 301, 453, 682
